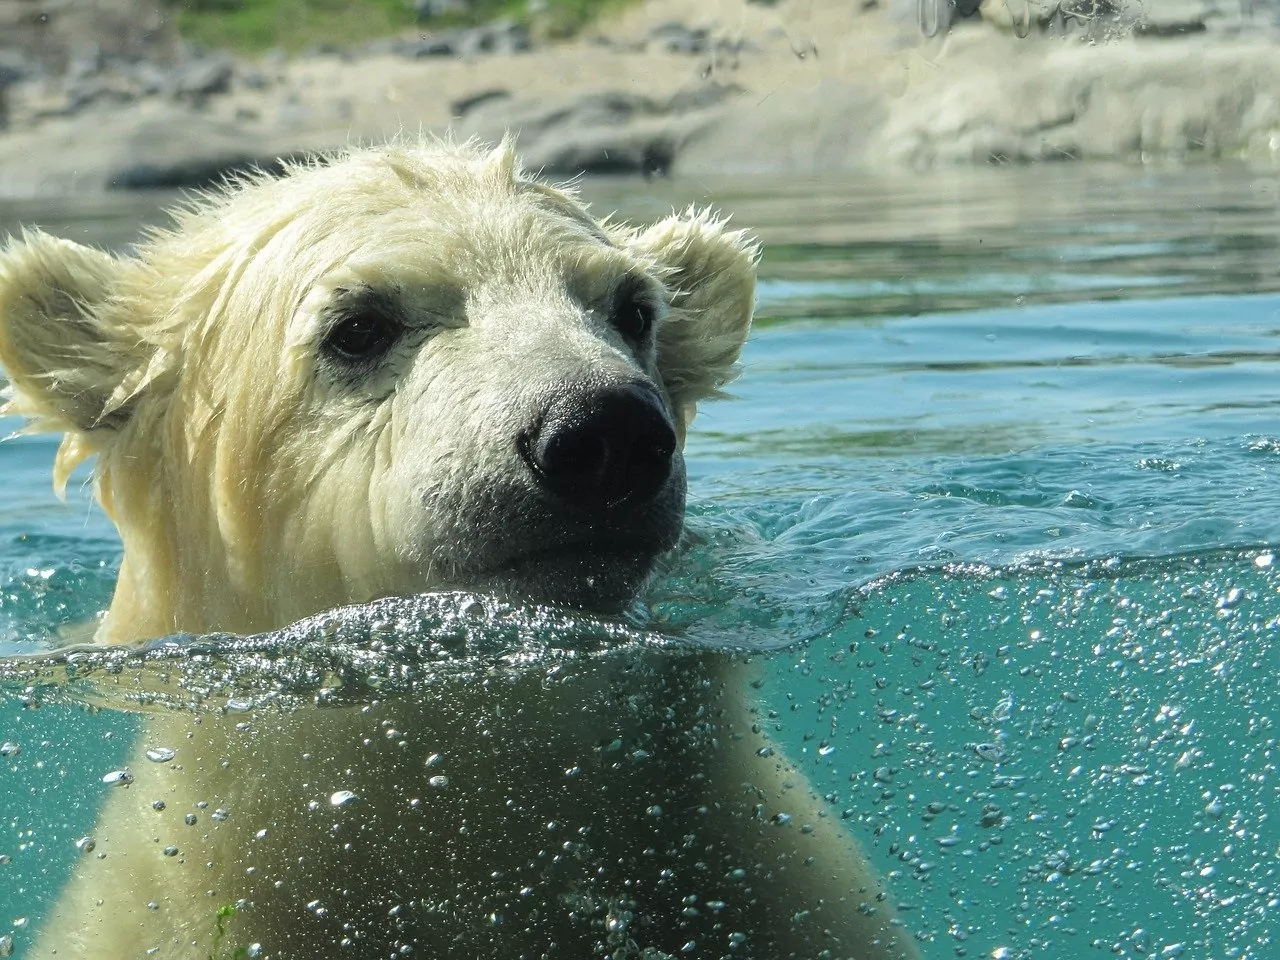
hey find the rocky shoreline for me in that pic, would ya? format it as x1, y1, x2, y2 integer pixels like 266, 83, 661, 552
0, 0, 1279, 197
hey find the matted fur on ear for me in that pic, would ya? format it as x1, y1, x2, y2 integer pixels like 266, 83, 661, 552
629, 208, 760, 423
0, 231, 144, 489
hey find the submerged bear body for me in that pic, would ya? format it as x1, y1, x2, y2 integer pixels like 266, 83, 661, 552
0, 141, 916, 960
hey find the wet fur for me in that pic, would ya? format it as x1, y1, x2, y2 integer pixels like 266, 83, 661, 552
0, 140, 917, 959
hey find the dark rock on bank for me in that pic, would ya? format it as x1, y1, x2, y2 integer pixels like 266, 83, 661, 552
169, 53, 236, 101
450, 88, 512, 119
391, 19, 531, 59
456, 83, 746, 176
0, 0, 181, 74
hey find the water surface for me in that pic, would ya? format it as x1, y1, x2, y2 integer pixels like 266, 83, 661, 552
2, 164, 1279, 959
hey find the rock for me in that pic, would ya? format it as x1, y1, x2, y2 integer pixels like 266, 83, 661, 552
65, 73, 143, 112
966, 0, 1266, 37
303, 43, 353, 59
169, 54, 234, 100
396, 35, 458, 58
0, 103, 283, 194
450, 88, 511, 118
0, 54, 21, 130
129, 60, 170, 96
587, 34, 647, 53
492, 19, 533, 54
101, 109, 289, 189
0, 0, 182, 75
1132, 0, 1211, 36
109, 154, 280, 190
67, 47, 108, 83
413, 0, 472, 19
647, 21, 710, 54
0, 51, 28, 86
393, 20, 533, 59
455, 19, 532, 57
667, 82, 746, 113
677, 81, 887, 176
238, 68, 271, 92
872, 36, 1280, 168
455, 83, 744, 176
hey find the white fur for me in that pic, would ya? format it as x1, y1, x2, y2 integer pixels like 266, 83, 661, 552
0, 140, 916, 960
1, 140, 756, 642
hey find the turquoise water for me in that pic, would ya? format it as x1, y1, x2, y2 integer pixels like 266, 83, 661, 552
2, 165, 1280, 958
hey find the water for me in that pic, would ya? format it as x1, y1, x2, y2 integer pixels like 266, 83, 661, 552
2, 164, 1280, 958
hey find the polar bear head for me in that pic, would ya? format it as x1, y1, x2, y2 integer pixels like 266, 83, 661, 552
0, 141, 757, 643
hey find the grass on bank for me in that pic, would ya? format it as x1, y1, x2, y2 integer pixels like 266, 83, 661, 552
164, 0, 638, 53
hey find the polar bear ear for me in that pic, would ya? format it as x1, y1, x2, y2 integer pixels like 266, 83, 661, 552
628, 209, 759, 425
0, 230, 139, 438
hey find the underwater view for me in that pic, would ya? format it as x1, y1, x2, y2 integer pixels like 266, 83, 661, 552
3, 163, 1280, 959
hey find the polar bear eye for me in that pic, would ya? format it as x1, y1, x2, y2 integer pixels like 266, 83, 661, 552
323, 312, 401, 362
320, 288, 405, 365
612, 281, 658, 343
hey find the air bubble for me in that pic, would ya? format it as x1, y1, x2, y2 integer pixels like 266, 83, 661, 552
974, 743, 1004, 763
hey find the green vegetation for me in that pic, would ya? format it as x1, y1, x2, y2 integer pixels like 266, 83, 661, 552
164, 0, 637, 53
208, 903, 252, 960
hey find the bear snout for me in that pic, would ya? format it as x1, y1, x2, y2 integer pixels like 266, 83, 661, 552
520, 381, 677, 512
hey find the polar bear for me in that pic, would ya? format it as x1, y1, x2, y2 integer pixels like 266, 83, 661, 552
0, 140, 917, 960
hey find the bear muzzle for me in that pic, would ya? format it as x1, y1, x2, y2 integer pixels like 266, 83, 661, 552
468, 378, 686, 610
519, 380, 678, 512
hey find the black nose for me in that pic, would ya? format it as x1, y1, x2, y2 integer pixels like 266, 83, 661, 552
522, 382, 677, 509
